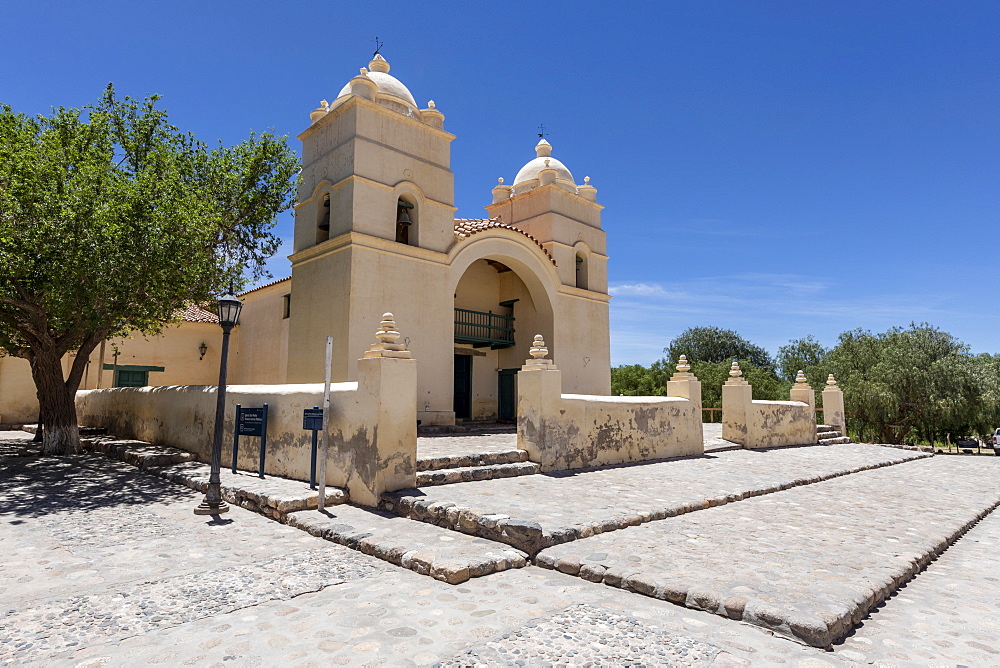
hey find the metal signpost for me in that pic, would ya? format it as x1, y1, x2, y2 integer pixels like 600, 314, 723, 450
232, 403, 269, 478
318, 336, 333, 511
303, 406, 323, 488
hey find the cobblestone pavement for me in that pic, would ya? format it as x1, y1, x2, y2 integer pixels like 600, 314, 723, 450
536, 456, 1000, 648
417, 433, 518, 460
701, 423, 739, 452
1, 451, 838, 667
6, 439, 1000, 665
385, 444, 927, 552
837, 497, 1000, 665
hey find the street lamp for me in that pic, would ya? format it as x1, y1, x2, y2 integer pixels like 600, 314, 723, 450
194, 288, 243, 515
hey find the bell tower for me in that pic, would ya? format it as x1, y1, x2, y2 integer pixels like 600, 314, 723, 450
286, 54, 456, 384
486, 139, 607, 294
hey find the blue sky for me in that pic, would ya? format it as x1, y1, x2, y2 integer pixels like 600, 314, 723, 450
4, 1, 998, 365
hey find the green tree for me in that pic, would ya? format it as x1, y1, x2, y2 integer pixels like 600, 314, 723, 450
0, 86, 299, 455
694, 359, 789, 415
828, 323, 981, 444
666, 326, 774, 369
776, 335, 830, 384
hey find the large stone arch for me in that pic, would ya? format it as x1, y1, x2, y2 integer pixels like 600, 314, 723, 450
446, 230, 560, 420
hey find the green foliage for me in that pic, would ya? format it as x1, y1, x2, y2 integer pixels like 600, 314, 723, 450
666, 326, 774, 369
776, 335, 830, 384
828, 323, 994, 444
0, 85, 300, 453
611, 363, 667, 396
694, 360, 788, 410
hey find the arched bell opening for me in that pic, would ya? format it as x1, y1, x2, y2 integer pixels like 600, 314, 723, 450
316, 194, 331, 244
395, 196, 417, 246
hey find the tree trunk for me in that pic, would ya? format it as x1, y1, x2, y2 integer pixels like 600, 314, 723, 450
31, 350, 81, 455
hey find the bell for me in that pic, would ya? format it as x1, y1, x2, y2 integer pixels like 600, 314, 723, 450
397, 208, 411, 226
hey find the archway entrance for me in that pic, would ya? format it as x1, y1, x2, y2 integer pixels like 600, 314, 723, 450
452, 258, 550, 422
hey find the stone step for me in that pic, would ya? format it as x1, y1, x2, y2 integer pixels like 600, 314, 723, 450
816, 431, 842, 439
416, 461, 540, 486
819, 436, 852, 445
287, 505, 527, 585
417, 448, 528, 471
83, 436, 198, 469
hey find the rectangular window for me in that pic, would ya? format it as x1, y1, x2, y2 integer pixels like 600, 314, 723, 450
282, 294, 291, 319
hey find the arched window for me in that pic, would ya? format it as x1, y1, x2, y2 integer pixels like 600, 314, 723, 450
576, 251, 589, 290
395, 198, 416, 245
316, 194, 330, 244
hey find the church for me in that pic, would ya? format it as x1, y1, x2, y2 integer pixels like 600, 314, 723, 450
0, 53, 612, 426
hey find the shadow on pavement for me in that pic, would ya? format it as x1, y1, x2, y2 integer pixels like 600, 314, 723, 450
0, 453, 194, 518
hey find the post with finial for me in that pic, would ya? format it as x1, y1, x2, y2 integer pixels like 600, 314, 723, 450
721, 360, 752, 446
666, 355, 704, 452
349, 312, 417, 507
516, 334, 562, 468
821, 373, 846, 438
788, 369, 816, 424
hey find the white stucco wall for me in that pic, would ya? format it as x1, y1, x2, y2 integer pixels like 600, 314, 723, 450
76, 356, 417, 506
517, 366, 703, 472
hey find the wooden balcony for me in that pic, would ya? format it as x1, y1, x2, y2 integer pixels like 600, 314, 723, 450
454, 308, 515, 349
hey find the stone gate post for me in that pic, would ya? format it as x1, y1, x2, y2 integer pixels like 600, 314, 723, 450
346, 313, 417, 506
722, 361, 752, 445
822, 374, 846, 436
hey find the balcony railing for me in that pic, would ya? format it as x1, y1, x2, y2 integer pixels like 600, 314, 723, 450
454, 308, 515, 349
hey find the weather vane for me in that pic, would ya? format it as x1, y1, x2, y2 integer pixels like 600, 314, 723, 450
537, 123, 547, 139
373, 36, 383, 57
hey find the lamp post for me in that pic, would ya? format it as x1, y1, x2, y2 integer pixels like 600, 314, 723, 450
194, 288, 243, 516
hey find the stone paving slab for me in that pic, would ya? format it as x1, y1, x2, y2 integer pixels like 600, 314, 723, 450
836, 492, 1000, 665
535, 456, 1000, 649
288, 505, 528, 585
382, 443, 929, 554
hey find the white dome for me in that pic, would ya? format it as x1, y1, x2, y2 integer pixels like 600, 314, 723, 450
337, 54, 417, 109
513, 139, 575, 185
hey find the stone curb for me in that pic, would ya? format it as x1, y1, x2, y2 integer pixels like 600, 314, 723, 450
286, 510, 528, 585
534, 496, 1000, 649
416, 461, 540, 486
382, 449, 933, 555
416, 448, 528, 472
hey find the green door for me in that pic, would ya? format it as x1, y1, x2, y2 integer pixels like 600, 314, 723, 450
498, 368, 518, 421
114, 369, 149, 387
453, 355, 472, 420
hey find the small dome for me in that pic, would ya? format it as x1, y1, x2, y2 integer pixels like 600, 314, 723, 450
337, 54, 418, 109
513, 139, 575, 186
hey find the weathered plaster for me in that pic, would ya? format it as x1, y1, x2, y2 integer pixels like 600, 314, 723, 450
76, 354, 417, 506
517, 365, 703, 472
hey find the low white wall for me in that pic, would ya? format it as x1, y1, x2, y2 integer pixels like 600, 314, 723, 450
723, 377, 818, 448
76, 355, 418, 506
517, 366, 703, 472
746, 400, 816, 448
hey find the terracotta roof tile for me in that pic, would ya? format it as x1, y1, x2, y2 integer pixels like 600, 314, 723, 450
177, 304, 219, 324
453, 218, 557, 266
